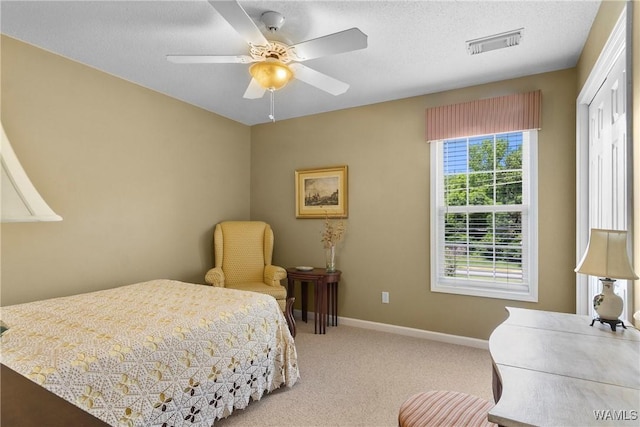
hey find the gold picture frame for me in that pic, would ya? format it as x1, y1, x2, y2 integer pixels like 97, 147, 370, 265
295, 165, 348, 218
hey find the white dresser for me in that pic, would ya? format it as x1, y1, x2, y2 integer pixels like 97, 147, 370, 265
489, 307, 640, 426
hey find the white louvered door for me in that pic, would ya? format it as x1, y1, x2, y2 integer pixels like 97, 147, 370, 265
587, 50, 630, 321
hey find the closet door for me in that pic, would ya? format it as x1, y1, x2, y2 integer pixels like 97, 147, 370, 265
587, 51, 629, 320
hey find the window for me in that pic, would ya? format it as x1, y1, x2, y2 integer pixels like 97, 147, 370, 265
430, 131, 538, 301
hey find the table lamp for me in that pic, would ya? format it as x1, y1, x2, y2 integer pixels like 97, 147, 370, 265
575, 228, 638, 331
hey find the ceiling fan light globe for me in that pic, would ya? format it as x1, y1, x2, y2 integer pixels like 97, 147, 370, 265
249, 60, 293, 90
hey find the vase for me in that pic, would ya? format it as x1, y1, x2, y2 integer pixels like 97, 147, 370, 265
593, 279, 623, 320
325, 245, 336, 273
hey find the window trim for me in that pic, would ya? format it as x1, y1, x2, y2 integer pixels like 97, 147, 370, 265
430, 131, 538, 302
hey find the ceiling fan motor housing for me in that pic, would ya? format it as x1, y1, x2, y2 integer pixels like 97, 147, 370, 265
261, 11, 285, 32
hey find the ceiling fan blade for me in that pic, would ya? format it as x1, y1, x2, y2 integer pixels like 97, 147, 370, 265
243, 78, 267, 99
208, 0, 268, 46
291, 28, 368, 61
289, 63, 349, 96
166, 54, 253, 64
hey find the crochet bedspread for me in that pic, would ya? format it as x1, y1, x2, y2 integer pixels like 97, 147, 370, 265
0, 279, 299, 426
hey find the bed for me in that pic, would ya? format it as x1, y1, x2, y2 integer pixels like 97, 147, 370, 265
0, 279, 299, 426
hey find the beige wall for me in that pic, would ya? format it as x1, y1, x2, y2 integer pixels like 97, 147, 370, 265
3, 1, 630, 339
576, 1, 627, 90
576, 0, 639, 325
634, 0, 640, 325
1, 36, 251, 306
251, 69, 578, 340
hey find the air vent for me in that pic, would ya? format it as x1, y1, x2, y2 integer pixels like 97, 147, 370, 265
466, 28, 523, 55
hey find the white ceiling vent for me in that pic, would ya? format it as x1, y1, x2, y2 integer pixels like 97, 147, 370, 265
466, 28, 523, 55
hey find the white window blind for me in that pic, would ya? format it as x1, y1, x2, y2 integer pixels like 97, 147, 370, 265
431, 131, 538, 301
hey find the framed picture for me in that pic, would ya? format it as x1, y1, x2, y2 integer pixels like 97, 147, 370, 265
295, 165, 348, 218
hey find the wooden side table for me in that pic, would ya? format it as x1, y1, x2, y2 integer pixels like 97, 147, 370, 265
286, 268, 341, 334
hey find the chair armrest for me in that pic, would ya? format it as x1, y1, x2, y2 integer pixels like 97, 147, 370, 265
264, 265, 287, 287
205, 268, 225, 287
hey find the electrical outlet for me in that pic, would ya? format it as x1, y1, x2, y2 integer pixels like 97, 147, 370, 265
382, 292, 389, 304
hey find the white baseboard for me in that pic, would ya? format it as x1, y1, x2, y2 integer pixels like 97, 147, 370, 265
293, 309, 489, 350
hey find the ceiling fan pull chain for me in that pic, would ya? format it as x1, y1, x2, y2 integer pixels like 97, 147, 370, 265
268, 89, 276, 122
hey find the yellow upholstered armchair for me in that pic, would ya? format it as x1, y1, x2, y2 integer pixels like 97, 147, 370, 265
205, 221, 295, 336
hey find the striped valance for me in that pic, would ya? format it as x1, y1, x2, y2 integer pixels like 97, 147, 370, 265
425, 90, 541, 142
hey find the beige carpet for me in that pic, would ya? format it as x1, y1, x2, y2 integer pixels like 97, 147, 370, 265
215, 319, 494, 426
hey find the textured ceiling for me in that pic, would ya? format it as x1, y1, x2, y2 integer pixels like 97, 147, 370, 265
1, 1, 601, 125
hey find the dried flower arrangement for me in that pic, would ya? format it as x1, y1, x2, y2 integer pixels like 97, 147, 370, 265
320, 212, 346, 248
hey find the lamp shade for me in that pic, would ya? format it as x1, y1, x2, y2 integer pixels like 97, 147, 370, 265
575, 228, 638, 280
249, 59, 293, 91
1, 122, 62, 222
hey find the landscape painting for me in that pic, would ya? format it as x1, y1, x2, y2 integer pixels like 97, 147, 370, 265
295, 166, 348, 218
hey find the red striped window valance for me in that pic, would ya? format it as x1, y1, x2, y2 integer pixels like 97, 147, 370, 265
425, 90, 541, 142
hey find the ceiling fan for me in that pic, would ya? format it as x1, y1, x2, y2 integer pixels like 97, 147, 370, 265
167, 0, 368, 100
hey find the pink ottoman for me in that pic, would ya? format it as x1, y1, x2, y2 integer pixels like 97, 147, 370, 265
398, 390, 496, 427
